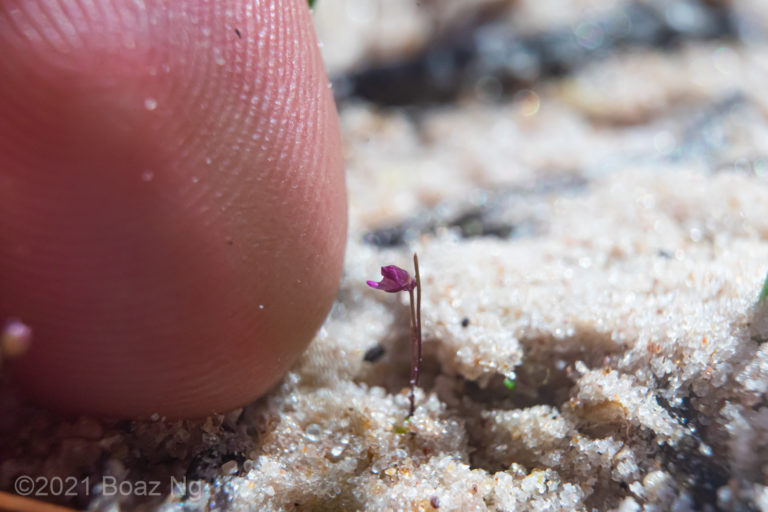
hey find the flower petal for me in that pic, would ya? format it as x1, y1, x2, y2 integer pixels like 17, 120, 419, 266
366, 264, 416, 293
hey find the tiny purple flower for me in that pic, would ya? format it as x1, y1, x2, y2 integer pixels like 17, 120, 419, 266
366, 265, 416, 293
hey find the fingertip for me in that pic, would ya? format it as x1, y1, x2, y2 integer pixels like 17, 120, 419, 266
0, 0, 346, 418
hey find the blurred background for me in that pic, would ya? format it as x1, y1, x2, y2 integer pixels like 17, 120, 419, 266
309, 0, 768, 245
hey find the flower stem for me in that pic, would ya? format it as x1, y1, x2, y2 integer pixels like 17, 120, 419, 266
408, 288, 417, 417
407, 253, 422, 418
414, 252, 422, 380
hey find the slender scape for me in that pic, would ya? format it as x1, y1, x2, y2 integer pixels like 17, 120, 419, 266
366, 253, 422, 417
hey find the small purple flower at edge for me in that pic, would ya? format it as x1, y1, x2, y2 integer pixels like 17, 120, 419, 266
366, 265, 416, 293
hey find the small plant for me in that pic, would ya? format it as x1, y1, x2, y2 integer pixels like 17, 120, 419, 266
367, 254, 422, 417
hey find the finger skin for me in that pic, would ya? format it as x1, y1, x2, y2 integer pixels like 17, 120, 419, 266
0, 0, 346, 417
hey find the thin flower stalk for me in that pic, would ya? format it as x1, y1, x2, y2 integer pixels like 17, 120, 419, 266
367, 253, 422, 417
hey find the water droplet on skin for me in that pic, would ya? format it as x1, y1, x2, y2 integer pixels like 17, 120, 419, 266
201, 26, 211, 36
205, 157, 212, 165
144, 98, 158, 111
258, 305, 264, 309
215, 56, 226, 66
141, 171, 154, 182
191, 176, 199, 184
